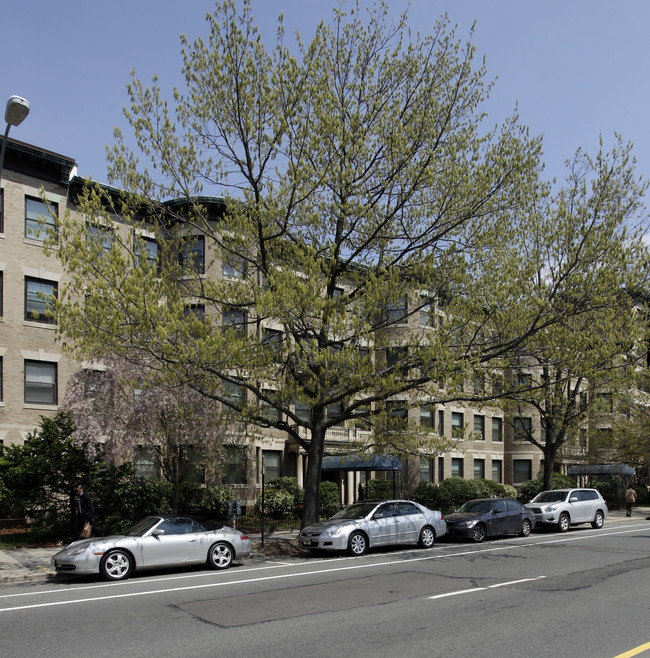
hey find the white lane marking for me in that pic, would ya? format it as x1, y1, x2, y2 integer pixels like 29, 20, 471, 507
429, 576, 546, 600
0, 523, 646, 611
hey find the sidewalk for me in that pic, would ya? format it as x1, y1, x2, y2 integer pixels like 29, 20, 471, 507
1, 508, 647, 585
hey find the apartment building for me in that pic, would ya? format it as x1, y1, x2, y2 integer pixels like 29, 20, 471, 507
1, 138, 550, 508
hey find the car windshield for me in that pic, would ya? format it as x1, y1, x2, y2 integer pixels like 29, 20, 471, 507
122, 517, 162, 536
330, 503, 379, 520
457, 500, 494, 514
532, 491, 569, 503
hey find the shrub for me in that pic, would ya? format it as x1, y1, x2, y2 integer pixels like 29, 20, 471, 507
410, 482, 440, 510
518, 474, 577, 502
436, 477, 479, 513
257, 489, 294, 517
267, 476, 305, 507
204, 484, 235, 516
361, 477, 393, 500
318, 481, 341, 518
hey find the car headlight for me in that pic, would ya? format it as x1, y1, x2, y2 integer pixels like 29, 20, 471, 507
321, 527, 345, 537
542, 505, 558, 513
457, 520, 477, 528
70, 545, 93, 555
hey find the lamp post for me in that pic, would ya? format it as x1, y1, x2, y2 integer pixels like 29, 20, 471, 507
0, 95, 31, 187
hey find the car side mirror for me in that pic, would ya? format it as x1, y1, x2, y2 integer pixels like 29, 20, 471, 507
152, 529, 165, 536
569, 496, 578, 503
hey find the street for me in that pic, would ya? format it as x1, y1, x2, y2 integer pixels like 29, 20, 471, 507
1, 519, 649, 657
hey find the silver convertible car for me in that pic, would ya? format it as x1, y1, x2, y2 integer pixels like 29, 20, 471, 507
299, 499, 446, 556
52, 515, 252, 581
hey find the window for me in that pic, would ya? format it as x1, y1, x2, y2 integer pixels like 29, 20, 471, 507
24, 360, 57, 405
25, 277, 57, 323
181, 235, 205, 274
420, 457, 433, 483
419, 296, 434, 327
222, 241, 246, 278
451, 457, 464, 478
491, 459, 502, 483
259, 391, 280, 422
473, 373, 484, 395
438, 410, 445, 437
25, 196, 57, 241
492, 417, 503, 442
222, 446, 247, 484
0, 188, 3, 233
294, 400, 312, 423
420, 404, 434, 428
386, 400, 408, 426
183, 304, 205, 321
451, 412, 464, 438
386, 296, 407, 324
596, 392, 614, 413
514, 416, 532, 442
515, 372, 532, 389
223, 381, 245, 409
139, 236, 159, 272
262, 327, 282, 355
0, 271, 3, 316
473, 458, 485, 479
134, 446, 157, 479
327, 401, 344, 425
157, 517, 204, 535
87, 223, 112, 254
222, 307, 246, 337
386, 346, 408, 369
0, 356, 3, 402
263, 450, 282, 480
473, 414, 485, 440
438, 456, 445, 482
513, 459, 532, 484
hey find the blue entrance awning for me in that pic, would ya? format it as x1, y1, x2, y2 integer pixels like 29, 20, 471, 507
567, 464, 635, 476
321, 454, 402, 472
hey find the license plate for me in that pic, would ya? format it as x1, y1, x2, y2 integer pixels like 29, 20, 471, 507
302, 538, 311, 546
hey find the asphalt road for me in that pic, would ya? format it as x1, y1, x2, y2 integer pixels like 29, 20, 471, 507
1, 519, 649, 657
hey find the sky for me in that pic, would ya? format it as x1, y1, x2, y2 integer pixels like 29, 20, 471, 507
2, 0, 649, 190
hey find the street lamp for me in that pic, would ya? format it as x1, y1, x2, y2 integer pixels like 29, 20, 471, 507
0, 95, 31, 186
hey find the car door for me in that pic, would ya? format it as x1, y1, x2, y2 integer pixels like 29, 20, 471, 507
395, 501, 425, 544
368, 503, 400, 546
489, 499, 508, 536
572, 491, 591, 523
505, 499, 525, 534
140, 517, 207, 566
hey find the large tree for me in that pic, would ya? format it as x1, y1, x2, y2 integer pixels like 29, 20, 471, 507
498, 139, 649, 489
51, 1, 646, 525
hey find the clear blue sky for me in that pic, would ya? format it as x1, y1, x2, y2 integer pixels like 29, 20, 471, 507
2, 0, 648, 189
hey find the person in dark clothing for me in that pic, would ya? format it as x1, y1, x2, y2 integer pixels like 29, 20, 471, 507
75, 483, 95, 539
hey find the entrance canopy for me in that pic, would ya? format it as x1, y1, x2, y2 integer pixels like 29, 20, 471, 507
567, 464, 635, 476
321, 454, 402, 472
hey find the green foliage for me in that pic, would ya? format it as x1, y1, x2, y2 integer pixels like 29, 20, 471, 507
410, 482, 439, 510
358, 477, 394, 500
257, 489, 294, 518
318, 481, 341, 518
205, 484, 236, 515
267, 476, 305, 507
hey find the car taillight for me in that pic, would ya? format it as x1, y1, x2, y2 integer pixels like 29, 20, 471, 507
240, 535, 249, 540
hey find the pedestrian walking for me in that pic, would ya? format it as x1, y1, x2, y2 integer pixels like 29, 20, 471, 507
75, 483, 95, 539
625, 485, 637, 517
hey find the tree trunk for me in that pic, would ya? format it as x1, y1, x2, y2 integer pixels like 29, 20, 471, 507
301, 426, 326, 528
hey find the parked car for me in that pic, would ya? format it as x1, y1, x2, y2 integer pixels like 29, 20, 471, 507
445, 498, 535, 542
52, 515, 252, 581
299, 499, 446, 556
525, 488, 607, 532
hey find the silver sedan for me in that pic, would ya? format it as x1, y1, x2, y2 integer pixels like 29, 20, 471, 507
52, 515, 252, 581
299, 499, 446, 556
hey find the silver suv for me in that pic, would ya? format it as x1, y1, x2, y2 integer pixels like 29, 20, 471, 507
525, 488, 607, 532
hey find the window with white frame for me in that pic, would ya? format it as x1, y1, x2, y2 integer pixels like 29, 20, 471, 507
451, 457, 464, 477
513, 459, 532, 484
491, 417, 503, 442
25, 196, 57, 241
24, 360, 57, 405
491, 459, 502, 483
451, 412, 464, 438
473, 414, 485, 440
386, 296, 407, 324
473, 458, 485, 479
25, 277, 57, 323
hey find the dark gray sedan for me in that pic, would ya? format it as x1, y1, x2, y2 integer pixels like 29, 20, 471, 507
445, 498, 535, 542
299, 499, 446, 556
52, 515, 252, 580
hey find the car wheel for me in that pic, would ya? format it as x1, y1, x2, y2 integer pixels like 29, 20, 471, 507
558, 513, 570, 533
348, 531, 368, 556
207, 542, 234, 569
471, 524, 487, 543
519, 519, 532, 537
591, 510, 604, 529
100, 549, 133, 581
418, 526, 436, 548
